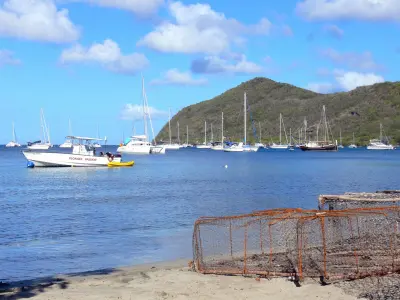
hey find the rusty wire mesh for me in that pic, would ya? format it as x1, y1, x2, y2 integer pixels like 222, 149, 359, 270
193, 207, 400, 281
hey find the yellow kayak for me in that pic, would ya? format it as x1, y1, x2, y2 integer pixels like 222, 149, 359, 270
108, 161, 134, 167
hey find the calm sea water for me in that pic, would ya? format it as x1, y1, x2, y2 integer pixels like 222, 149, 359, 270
0, 147, 399, 281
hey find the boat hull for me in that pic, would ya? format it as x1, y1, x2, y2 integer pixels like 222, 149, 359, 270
299, 145, 338, 151
6, 142, 21, 147
196, 145, 211, 149
116, 145, 151, 154
164, 144, 181, 150
150, 146, 166, 154
23, 151, 121, 167
367, 145, 394, 150
269, 144, 289, 149
27, 144, 51, 150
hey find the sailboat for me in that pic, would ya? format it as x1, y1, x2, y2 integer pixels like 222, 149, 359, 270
211, 112, 225, 150
299, 105, 338, 151
254, 122, 265, 148
6, 122, 21, 147
93, 125, 102, 148
270, 113, 289, 149
196, 121, 211, 149
163, 108, 180, 150
59, 119, 73, 148
338, 129, 344, 148
27, 109, 52, 150
182, 125, 193, 148
367, 123, 394, 150
348, 132, 357, 149
225, 93, 259, 152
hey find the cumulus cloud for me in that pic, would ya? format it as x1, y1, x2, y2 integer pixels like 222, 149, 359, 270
324, 25, 343, 39
297, 0, 400, 21
151, 69, 207, 86
120, 104, 168, 121
306, 82, 334, 93
65, 0, 164, 16
191, 55, 263, 74
320, 48, 382, 71
335, 71, 384, 91
137, 1, 272, 54
0, 49, 21, 66
0, 0, 79, 43
60, 39, 149, 74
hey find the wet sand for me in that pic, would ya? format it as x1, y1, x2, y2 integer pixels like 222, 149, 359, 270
0, 260, 360, 299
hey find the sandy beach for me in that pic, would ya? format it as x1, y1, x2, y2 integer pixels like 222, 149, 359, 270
0, 260, 361, 300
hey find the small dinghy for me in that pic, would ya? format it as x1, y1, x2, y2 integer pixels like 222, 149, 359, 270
108, 161, 134, 167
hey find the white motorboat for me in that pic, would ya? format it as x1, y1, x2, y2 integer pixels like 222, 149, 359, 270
27, 109, 52, 150
6, 122, 21, 147
367, 124, 394, 150
60, 119, 73, 148
117, 135, 151, 154
23, 136, 121, 167
224, 142, 244, 152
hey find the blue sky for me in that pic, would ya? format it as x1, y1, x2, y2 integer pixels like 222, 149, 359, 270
0, 0, 399, 144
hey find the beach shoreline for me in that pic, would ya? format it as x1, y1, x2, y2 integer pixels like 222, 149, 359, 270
0, 259, 360, 300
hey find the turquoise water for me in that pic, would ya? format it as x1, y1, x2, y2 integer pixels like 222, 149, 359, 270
0, 147, 399, 281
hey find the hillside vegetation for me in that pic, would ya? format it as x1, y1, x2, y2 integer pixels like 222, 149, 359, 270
156, 77, 400, 145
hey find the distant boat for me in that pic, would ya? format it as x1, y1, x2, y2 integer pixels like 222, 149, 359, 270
348, 132, 357, 149
182, 125, 194, 148
93, 125, 102, 148
299, 106, 338, 151
163, 108, 181, 150
338, 129, 344, 149
367, 123, 394, 150
196, 121, 211, 149
211, 112, 225, 151
269, 113, 289, 149
6, 122, 21, 147
27, 109, 52, 150
59, 119, 73, 148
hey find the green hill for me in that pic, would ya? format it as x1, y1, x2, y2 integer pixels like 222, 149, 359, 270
156, 77, 400, 145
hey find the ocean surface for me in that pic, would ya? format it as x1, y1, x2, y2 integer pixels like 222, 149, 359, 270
0, 146, 399, 281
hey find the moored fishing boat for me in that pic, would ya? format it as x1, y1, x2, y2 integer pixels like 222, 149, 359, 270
23, 136, 122, 167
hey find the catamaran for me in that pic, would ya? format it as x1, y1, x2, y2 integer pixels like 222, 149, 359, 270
299, 105, 338, 151
27, 109, 52, 150
59, 119, 73, 148
23, 136, 122, 167
117, 77, 165, 154
270, 113, 289, 149
196, 121, 211, 149
6, 122, 21, 147
367, 123, 394, 150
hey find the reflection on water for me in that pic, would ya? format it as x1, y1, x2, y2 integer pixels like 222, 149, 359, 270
0, 147, 399, 281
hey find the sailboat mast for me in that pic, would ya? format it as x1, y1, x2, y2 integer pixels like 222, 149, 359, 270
380, 123, 383, 141
186, 125, 189, 145
211, 123, 213, 142
353, 132, 355, 144
221, 112, 224, 145
168, 108, 172, 144
340, 129, 342, 145
290, 128, 292, 145
323, 105, 328, 142
177, 122, 180, 144
279, 113, 282, 145
244, 92, 247, 144
304, 117, 307, 142
142, 76, 148, 142
204, 121, 207, 144
259, 122, 261, 144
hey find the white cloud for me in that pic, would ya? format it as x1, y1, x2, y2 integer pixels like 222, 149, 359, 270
191, 55, 263, 74
151, 69, 207, 86
60, 39, 149, 74
0, 49, 21, 66
335, 71, 384, 91
306, 82, 334, 93
297, 0, 400, 21
0, 0, 79, 43
324, 25, 343, 39
320, 48, 382, 71
137, 1, 272, 54
120, 104, 168, 121
67, 0, 164, 16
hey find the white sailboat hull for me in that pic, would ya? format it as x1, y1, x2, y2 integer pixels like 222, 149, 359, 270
196, 145, 211, 149
211, 145, 224, 151
243, 146, 260, 152
164, 144, 181, 150
6, 141, 21, 147
117, 145, 151, 154
23, 151, 121, 167
348, 144, 357, 149
150, 146, 166, 154
27, 144, 52, 150
269, 144, 289, 149
367, 145, 394, 150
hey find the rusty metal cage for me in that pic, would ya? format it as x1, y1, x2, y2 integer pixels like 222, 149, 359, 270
192, 207, 400, 281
